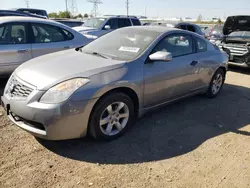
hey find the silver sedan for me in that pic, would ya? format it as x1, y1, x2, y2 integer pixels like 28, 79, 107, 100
1, 26, 228, 141
0, 16, 89, 76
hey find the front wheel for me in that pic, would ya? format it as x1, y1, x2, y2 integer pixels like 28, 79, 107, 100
88, 92, 135, 141
206, 69, 225, 98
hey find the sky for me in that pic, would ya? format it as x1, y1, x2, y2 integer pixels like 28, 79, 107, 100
2, 0, 250, 19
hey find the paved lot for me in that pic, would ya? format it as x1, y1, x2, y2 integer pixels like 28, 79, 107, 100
0, 68, 250, 188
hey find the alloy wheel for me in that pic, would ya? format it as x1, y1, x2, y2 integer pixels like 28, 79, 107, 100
99, 102, 130, 136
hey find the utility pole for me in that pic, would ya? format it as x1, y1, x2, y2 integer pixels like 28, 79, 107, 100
24, 0, 30, 8
70, 0, 78, 16
65, 0, 68, 12
125, 0, 129, 17
145, 6, 147, 17
87, 0, 102, 17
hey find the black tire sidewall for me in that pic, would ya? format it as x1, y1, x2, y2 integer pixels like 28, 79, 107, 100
206, 69, 225, 98
89, 93, 135, 141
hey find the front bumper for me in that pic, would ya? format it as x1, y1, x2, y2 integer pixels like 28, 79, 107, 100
1, 94, 98, 140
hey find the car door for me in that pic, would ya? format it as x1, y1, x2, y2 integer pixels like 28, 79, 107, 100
0, 22, 32, 76
30, 23, 74, 58
143, 33, 201, 107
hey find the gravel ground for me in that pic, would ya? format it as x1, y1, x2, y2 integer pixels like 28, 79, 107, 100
0, 68, 250, 188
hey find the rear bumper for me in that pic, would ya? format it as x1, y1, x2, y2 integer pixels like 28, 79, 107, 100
1, 94, 98, 140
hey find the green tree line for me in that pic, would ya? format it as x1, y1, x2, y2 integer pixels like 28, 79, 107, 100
48, 11, 89, 19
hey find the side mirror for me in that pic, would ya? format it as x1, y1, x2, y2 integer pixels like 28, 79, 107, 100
149, 51, 172, 62
104, 25, 111, 30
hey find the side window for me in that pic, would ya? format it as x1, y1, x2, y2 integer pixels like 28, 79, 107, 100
177, 25, 186, 30
195, 37, 207, 53
131, 19, 141, 26
105, 18, 118, 29
153, 34, 194, 57
62, 29, 74, 40
118, 18, 132, 28
31, 23, 69, 43
187, 25, 196, 32
0, 23, 27, 45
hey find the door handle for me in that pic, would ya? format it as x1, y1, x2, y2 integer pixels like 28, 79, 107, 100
190, 61, 198, 66
17, 49, 28, 53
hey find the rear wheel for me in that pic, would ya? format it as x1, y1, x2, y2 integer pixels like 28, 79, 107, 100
88, 92, 135, 141
206, 69, 225, 98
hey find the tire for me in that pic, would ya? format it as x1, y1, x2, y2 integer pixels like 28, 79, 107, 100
206, 68, 225, 98
88, 92, 135, 141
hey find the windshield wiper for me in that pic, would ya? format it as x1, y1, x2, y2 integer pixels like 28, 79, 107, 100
85, 51, 113, 59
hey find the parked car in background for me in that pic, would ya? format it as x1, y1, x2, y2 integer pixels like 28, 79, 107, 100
11, 8, 48, 18
218, 15, 250, 68
53, 19, 85, 28
73, 15, 141, 40
207, 24, 224, 44
0, 10, 46, 19
0, 16, 89, 76
1, 26, 228, 141
175, 22, 205, 36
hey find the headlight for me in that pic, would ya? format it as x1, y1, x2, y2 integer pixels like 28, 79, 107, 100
40, 78, 90, 104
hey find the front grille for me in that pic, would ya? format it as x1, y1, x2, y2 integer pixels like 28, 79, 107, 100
223, 44, 249, 56
6, 76, 34, 98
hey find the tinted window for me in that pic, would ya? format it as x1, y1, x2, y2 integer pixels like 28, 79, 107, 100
195, 37, 207, 52
118, 18, 131, 28
62, 29, 74, 40
31, 24, 70, 43
105, 18, 118, 29
0, 23, 26, 44
131, 19, 141, 26
153, 34, 193, 57
177, 25, 186, 30
187, 25, 196, 32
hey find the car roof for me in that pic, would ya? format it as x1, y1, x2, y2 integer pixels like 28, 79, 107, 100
176, 22, 199, 26
0, 16, 54, 24
96, 15, 139, 19
127, 26, 179, 33
11, 8, 46, 12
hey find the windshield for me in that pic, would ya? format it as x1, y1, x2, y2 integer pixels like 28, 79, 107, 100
229, 31, 250, 38
213, 24, 223, 32
83, 18, 107, 28
82, 27, 161, 61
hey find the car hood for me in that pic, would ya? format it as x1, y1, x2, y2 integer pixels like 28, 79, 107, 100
15, 50, 126, 90
223, 16, 250, 35
73, 26, 97, 32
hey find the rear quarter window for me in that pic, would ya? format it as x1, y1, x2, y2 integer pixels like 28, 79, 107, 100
195, 37, 207, 52
131, 19, 141, 26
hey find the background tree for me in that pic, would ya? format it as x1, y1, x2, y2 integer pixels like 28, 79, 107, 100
217, 19, 223, 24
197, 14, 203, 22
84, 13, 89, 18
58, 11, 71, 18
48, 12, 59, 18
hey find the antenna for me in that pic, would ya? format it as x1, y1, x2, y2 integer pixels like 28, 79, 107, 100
87, 0, 102, 17
125, 0, 129, 16
24, 0, 30, 8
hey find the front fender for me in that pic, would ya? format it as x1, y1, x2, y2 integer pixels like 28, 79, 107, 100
71, 66, 144, 108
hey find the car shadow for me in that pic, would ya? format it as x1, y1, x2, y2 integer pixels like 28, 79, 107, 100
229, 66, 250, 75
0, 78, 8, 96
36, 83, 250, 164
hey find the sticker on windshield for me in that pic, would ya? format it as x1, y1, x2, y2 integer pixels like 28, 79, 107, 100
118, 46, 140, 53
